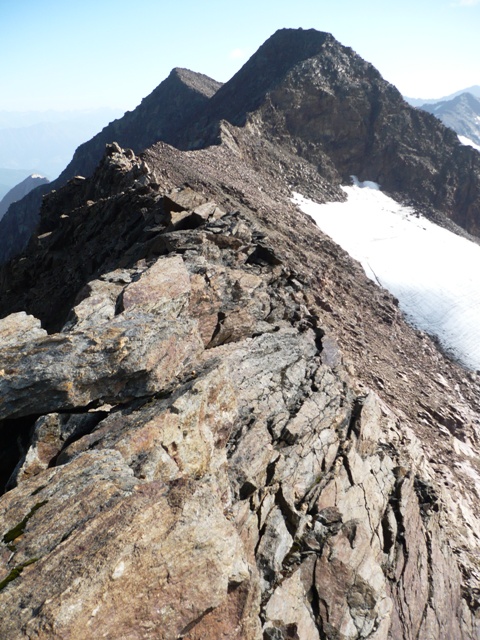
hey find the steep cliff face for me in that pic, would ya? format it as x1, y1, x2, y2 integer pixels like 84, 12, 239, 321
1, 139, 480, 639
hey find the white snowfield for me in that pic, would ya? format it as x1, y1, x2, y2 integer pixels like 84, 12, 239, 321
293, 180, 480, 372
458, 135, 480, 152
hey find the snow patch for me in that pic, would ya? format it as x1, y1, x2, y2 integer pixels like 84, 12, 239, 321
458, 135, 480, 152
351, 176, 380, 190
293, 182, 480, 371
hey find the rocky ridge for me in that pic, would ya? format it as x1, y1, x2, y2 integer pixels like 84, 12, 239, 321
0, 68, 221, 265
1, 28, 480, 639
2, 29, 480, 267
0, 135, 480, 638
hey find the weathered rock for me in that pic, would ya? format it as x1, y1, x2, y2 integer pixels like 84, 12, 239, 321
1, 136, 479, 639
1, 34, 480, 637
0, 311, 47, 347
264, 568, 320, 639
0, 453, 251, 640
0, 255, 203, 421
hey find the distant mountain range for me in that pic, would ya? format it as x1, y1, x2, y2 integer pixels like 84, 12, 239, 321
418, 92, 480, 150
0, 174, 49, 221
404, 85, 480, 107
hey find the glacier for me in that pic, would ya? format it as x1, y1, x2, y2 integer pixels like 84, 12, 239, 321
293, 180, 480, 372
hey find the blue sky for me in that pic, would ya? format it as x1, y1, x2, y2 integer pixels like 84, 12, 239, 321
1, 0, 479, 112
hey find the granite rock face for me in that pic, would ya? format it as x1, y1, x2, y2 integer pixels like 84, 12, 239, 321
0, 136, 480, 639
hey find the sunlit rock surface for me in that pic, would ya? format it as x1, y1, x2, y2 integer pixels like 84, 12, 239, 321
1, 28, 480, 640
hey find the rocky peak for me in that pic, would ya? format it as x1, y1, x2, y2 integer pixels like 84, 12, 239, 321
185, 28, 480, 236
0, 69, 221, 265
55, 66, 221, 183
195, 29, 333, 126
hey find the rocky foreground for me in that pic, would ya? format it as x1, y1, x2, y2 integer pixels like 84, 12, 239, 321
1, 137, 480, 639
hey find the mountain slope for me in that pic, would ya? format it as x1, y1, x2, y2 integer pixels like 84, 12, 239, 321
4, 30, 480, 271
0, 28, 480, 635
185, 29, 480, 236
0, 68, 221, 265
296, 181, 480, 371
55, 68, 222, 182
0, 174, 49, 221
2, 30, 480, 269
420, 92, 480, 149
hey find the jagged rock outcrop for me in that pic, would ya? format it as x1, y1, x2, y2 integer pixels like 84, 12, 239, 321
1, 136, 480, 639
0, 69, 221, 264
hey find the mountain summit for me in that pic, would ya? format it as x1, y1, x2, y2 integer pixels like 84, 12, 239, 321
0, 29, 480, 639
0, 68, 221, 265
2, 29, 480, 266
188, 28, 480, 233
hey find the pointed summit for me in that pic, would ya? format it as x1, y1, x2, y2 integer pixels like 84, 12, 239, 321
57, 67, 222, 181
0, 69, 222, 264
204, 28, 333, 124
187, 27, 480, 234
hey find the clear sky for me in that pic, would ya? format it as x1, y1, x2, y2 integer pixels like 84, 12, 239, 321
1, 0, 479, 113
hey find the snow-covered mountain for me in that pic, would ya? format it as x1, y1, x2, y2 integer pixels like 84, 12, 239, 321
418, 92, 480, 150
294, 179, 480, 371
405, 85, 480, 107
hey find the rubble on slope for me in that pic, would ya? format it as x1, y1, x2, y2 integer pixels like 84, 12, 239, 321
0, 143, 479, 639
